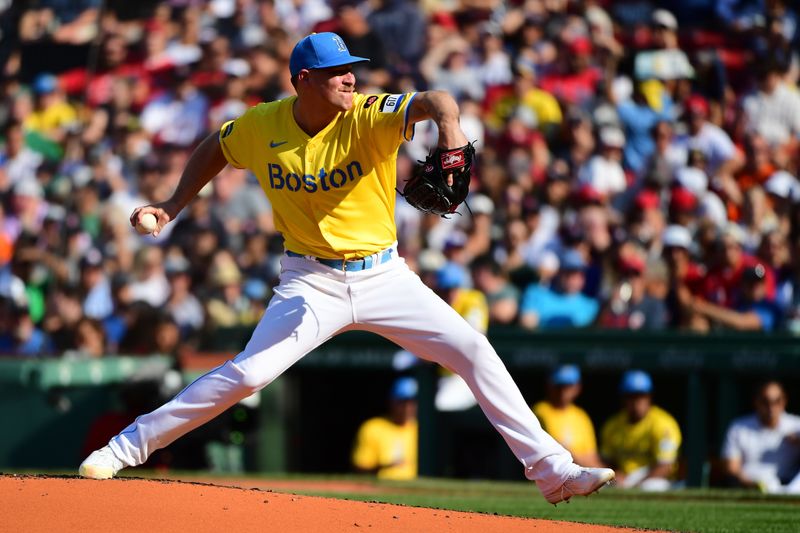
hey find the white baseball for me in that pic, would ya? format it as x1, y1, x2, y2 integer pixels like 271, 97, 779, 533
136, 213, 158, 235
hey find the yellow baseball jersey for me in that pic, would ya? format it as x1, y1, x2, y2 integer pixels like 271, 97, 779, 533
600, 405, 682, 475
451, 288, 489, 334
352, 417, 418, 480
532, 401, 598, 456
218, 93, 416, 259
24, 102, 77, 133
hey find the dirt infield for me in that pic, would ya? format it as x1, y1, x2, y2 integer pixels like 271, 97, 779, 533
1, 475, 650, 533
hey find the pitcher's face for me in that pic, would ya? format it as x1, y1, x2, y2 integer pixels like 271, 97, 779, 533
304, 65, 356, 112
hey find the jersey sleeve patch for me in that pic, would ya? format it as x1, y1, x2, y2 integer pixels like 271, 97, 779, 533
379, 94, 406, 113
221, 121, 235, 138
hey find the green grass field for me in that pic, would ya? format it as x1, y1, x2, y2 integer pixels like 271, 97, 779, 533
170, 473, 799, 533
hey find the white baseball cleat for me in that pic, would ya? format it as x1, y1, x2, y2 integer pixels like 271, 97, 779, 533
79, 445, 125, 479
542, 467, 615, 505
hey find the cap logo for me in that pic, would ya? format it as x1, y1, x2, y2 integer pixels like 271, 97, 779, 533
332, 34, 347, 52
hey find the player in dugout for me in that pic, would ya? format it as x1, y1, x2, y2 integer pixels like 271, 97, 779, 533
79, 32, 614, 504
352, 376, 419, 480
533, 365, 603, 468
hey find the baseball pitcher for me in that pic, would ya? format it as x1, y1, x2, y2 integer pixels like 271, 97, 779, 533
79, 32, 614, 504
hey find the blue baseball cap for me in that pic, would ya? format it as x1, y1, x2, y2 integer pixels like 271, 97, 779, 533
436, 262, 468, 290
390, 377, 418, 401
560, 249, 587, 271
550, 365, 581, 386
289, 32, 369, 77
33, 73, 58, 95
620, 370, 653, 394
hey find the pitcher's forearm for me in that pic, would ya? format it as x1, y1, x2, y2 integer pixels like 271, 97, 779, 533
166, 132, 228, 217
407, 90, 467, 147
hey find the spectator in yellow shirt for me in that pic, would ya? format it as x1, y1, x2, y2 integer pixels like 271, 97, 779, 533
601, 370, 682, 491
23, 74, 78, 142
532, 365, 602, 467
352, 377, 418, 480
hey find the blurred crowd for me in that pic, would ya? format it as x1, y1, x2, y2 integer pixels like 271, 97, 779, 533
2, 0, 800, 358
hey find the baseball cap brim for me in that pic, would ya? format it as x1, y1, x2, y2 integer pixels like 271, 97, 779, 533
312, 55, 370, 71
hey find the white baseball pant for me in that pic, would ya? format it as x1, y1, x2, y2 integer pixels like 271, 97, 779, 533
109, 254, 574, 486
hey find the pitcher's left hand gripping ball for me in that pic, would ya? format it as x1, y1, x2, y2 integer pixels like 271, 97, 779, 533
400, 142, 475, 217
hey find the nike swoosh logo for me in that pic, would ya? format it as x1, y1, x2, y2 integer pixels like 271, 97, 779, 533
270, 140, 288, 148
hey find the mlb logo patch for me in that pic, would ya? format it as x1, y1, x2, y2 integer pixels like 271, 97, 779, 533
364, 95, 379, 109
440, 150, 465, 170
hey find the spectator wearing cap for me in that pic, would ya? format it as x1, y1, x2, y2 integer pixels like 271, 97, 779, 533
23, 73, 79, 143
627, 189, 665, 251
578, 126, 627, 199
668, 186, 698, 228
352, 376, 418, 480
519, 249, 599, 330
661, 225, 707, 329
471, 256, 519, 325
673, 94, 743, 184
600, 370, 682, 491
763, 170, 798, 235
532, 365, 602, 467
742, 58, 800, 151
79, 248, 113, 321
703, 224, 776, 309
9, 179, 48, 239
434, 262, 488, 335
164, 254, 204, 339
678, 175, 727, 233
205, 251, 251, 329
598, 246, 668, 330
679, 262, 783, 332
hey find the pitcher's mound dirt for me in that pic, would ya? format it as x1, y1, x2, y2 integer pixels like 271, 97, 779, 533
1, 475, 646, 533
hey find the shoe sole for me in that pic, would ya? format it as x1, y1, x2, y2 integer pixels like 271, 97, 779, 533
78, 465, 115, 480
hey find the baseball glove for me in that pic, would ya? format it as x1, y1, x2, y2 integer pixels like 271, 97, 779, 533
400, 142, 475, 217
